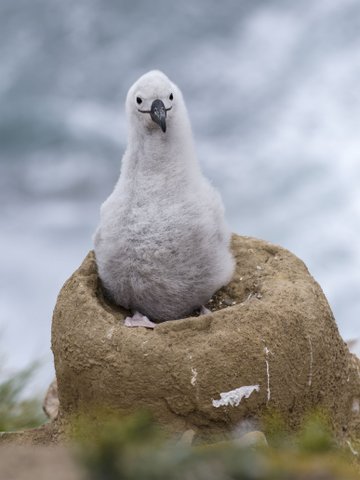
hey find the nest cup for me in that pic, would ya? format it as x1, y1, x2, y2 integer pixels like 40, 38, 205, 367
52, 235, 360, 438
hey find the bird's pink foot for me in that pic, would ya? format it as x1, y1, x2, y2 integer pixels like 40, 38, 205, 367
200, 305, 212, 315
124, 311, 157, 329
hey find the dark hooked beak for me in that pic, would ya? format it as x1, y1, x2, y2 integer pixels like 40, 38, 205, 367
150, 99, 167, 133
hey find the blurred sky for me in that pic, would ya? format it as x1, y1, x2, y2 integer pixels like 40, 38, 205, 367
1, 0, 360, 392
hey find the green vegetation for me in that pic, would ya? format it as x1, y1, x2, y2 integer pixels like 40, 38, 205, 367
0, 361, 46, 432
73, 410, 360, 480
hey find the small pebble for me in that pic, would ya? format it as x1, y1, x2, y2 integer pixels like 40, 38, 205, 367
223, 298, 234, 306
179, 429, 195, 446
236, 431, 268, 449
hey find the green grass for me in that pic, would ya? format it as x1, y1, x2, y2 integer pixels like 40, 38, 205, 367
0, 361, 46, 432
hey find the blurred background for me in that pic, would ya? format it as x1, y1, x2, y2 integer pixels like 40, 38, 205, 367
1, 0, 360, 394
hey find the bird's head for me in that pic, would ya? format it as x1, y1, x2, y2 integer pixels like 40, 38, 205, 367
126, 70, 179, 134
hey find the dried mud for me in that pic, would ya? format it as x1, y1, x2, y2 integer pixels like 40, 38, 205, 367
51, 235, 360, 439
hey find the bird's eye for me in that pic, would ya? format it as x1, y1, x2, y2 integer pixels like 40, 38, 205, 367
169, 93, 173, 101
136, 97, 142, 105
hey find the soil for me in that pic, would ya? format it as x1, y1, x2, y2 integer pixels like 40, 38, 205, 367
0, 421, 63, 447
0, 445, 81, 480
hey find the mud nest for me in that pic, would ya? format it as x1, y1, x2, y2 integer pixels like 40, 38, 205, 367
52, 235, 360, 439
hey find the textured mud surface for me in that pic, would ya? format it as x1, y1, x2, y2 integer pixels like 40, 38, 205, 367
52, 235, 360, 438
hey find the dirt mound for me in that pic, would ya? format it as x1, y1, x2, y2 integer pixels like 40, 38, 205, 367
52, 235, 360, 438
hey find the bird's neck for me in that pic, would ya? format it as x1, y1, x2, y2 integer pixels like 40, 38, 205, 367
120, 125, 201, 195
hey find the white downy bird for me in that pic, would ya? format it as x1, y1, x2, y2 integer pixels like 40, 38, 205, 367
94, 70, 235, 328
